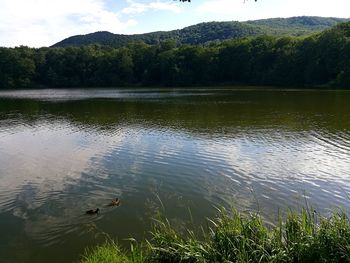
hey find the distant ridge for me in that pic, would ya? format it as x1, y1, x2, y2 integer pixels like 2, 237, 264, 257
52, 16, 349, 48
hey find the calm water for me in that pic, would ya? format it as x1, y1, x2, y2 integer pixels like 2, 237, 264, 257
0, 88, 350, 262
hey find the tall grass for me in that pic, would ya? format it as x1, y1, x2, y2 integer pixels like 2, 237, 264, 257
80, 240, 145, 263
80, 208, 350, 263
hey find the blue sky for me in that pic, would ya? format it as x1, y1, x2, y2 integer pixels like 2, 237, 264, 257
0, 0, 349, 48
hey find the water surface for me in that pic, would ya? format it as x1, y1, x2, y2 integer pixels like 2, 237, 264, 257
0, 88, 350, 262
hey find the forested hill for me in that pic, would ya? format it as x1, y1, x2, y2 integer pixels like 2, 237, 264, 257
1, 20, 350, 89
52, 16, 348, 48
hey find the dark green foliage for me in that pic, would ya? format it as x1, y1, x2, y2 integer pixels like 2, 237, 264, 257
80, 208, 350, 263
0, 47, 36, 89
0, 21, 350, 89
53, 17, 348, 48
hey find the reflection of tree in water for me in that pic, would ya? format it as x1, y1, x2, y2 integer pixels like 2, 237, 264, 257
1, 90, 350, 135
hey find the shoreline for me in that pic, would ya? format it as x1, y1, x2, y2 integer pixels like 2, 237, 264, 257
80, 207, 350, 263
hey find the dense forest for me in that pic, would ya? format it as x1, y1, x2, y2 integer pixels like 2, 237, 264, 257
53, 17, 348, 48
0, 21, 349, 89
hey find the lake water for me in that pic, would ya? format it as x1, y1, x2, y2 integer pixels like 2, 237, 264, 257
0, 88, 350, 263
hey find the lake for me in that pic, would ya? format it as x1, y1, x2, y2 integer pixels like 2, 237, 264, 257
0, 88, 350, 263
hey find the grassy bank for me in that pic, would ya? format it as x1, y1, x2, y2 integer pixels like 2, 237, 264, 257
80, 208, 350, 263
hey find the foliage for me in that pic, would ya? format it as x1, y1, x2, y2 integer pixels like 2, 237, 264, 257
0, 21, 350, 89
80, 208, 350, 263
52, 17, 348, 48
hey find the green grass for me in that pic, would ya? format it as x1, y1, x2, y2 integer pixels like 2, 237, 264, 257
80, 208, 350, 263
80, 240, 145, 263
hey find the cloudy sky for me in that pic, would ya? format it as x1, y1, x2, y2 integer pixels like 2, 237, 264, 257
1, 0, 349, 48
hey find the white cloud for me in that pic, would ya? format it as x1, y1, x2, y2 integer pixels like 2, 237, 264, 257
1, 0, 349, 47
195, 0, 350, 20
0, 0, 137, 47
122, 0, 182, 15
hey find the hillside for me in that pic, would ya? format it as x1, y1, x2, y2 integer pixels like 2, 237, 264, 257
52, 16, 349, 48
1, 20, 350, 89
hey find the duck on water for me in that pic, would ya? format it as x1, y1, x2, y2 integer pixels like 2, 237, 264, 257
107, 198, 121, 207
86, 208, 100, 215
85, 198, 121, 215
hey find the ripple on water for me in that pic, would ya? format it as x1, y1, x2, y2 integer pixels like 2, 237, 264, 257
1, 90, 350, 263
310, 129, 350, 156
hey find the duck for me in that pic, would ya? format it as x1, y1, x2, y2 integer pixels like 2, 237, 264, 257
108, 198, 121, 207
86, 208, 99, 215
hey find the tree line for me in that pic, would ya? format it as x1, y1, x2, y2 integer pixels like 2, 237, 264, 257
0, 22, 349, 89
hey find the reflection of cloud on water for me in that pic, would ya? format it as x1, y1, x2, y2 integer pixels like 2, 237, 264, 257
0, 121, 143, 245
2, 119, 350, 244
194, 130, 350, 216
0, 123, 191, 244
0, 122, 126, 214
